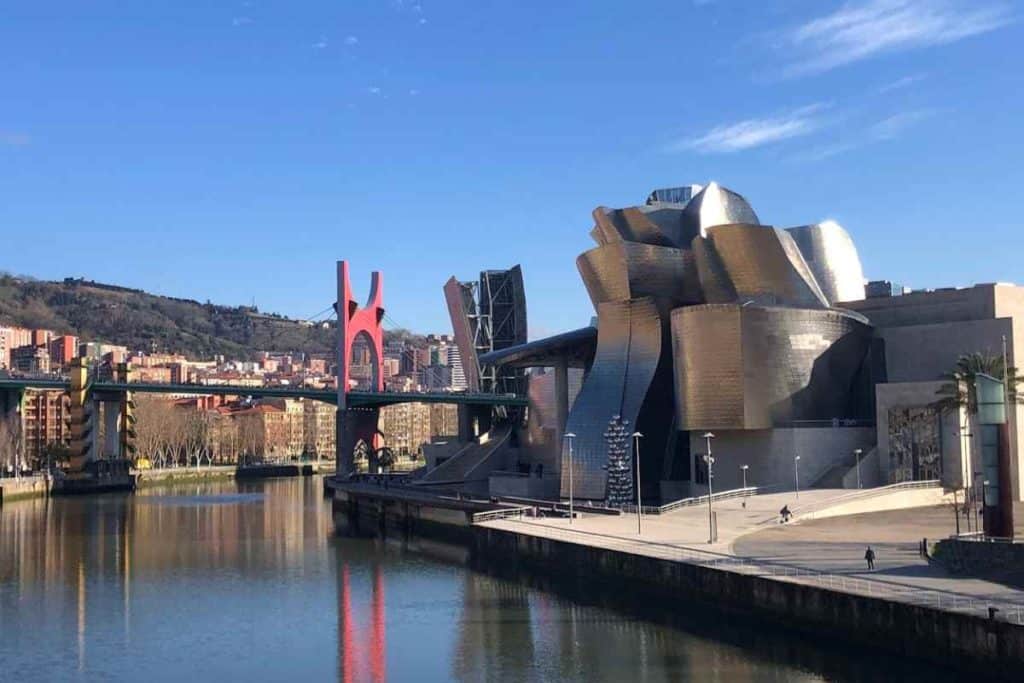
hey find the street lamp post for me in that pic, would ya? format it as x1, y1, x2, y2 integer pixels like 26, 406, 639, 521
632, 432, 643, 535
564, 432, 576, 525
981, 479, 991, 537
740, 464, 749, 490
794, 454, 801, 500
703, 432, 715, 544
854, 448, 863, 489
973, 471, 983, 534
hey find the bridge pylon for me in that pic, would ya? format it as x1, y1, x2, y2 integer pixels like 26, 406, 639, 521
68, 358, 95, 473
336, 260, 385, 476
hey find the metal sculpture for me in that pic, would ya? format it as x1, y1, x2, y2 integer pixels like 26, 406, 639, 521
336, 261, 384, 476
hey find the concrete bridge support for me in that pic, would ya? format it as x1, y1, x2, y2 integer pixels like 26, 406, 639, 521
458, 404, 493, 443
68, 360, 135, 474
0, 388, 22, 421
336, 407, 381, 476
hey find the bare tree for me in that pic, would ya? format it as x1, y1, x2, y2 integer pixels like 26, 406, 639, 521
134, 396, 180, 468
236, 414, 263, 465
179, 408, 210, 469
0, 413, 21, 476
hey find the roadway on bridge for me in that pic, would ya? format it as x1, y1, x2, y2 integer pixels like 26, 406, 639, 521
0, 377, 528, 408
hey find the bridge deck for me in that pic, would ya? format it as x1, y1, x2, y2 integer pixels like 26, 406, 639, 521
0, 378, 527, 407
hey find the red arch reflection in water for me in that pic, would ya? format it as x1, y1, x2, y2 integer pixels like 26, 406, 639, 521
371, 565, 385, 683
339, 565, 356, 683
337, 563, 386, 683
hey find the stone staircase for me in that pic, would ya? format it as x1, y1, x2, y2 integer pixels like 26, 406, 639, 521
415, 425, 513, 485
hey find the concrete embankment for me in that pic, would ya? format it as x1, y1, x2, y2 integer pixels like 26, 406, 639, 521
933, 538, 1024, 587
328, 479, 1024, 675
0, 477, 49, 505
471, 525, 1023, 673
1, 463, 330, 504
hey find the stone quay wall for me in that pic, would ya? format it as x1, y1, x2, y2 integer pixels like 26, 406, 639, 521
469, 527, 1024, 673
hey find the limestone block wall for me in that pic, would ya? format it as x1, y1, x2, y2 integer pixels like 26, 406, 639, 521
687, 426, 875, 493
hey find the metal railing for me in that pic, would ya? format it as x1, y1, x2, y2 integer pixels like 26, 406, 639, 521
792, 479, 941, 517
484, 518, 1024, 626
472, 506, 534, 524
622, 486, 770, 516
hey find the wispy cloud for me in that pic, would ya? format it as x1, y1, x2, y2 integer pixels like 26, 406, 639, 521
368, 86, 381, 95
0, 131, 30, 146
878, 73, 927, 93
668, 104, 829, 154
869, 108, 935, 139
232, 16, 253, 27
797, 107, 936, 160
344, 35, 359, 46
311, 36, 328, 49
779, 0, 1013, 76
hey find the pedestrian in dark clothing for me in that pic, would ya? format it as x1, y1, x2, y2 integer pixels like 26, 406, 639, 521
779, 505, 791, 523
865, 546, 876, 571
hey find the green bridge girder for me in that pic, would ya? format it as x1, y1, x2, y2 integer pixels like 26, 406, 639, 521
0, 378, 528, 408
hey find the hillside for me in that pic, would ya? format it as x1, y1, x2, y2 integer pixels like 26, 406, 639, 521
0, 274, 418, 360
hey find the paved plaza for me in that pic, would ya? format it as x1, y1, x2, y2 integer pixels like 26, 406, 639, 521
480, 489, 1024, 623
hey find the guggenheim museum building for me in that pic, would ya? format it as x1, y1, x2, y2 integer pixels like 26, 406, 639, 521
434, 183, 1024, 507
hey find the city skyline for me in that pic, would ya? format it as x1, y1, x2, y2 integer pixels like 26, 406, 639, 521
2, 1, 1021, 337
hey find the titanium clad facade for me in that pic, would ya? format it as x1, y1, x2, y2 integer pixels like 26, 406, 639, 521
638, 204, 700, 249
673, 305, 873, 430
699, 224, 829, 309
673, 305, 745, 428
691, 233, 737, 304
680, 182, 760, 238
576, 242, 699, 310
482, 179, 880, 503
560, 297, 662, 500
591, 206, 678, 247
786, 221, 866, 305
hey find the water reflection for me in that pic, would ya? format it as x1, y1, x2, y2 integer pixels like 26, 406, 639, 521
0, 479, 984, 682
336, 563, 387, 683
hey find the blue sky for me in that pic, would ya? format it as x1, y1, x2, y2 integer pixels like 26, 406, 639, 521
1, 1, 1021, 339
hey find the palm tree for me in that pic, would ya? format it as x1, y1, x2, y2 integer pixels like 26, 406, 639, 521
934, 351, 1022, 415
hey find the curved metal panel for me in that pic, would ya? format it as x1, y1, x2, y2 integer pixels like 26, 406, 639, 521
703, 223, 829, 308
680, 182, 760, 238
673, 304, 873, 430
480, 326, 596, 369
637, 203, 695, 248
591, 206, 678, 247
691, 235, 735, 304
560, 298, 662, 500
576, 242, 699, 310
786, 221, 866, 305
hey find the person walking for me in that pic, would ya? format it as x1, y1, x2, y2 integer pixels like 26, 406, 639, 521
864, 545, 876, 571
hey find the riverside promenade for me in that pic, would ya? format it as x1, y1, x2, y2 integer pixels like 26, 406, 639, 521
477, 487, 1024, 626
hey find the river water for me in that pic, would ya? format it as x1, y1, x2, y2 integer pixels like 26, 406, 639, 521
0, 478, 971, 682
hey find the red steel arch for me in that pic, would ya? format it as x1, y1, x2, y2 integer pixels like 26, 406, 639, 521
336, 260, 384, 406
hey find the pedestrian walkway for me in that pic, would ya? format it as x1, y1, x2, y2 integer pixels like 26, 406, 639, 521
478, 488, 1024, 625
